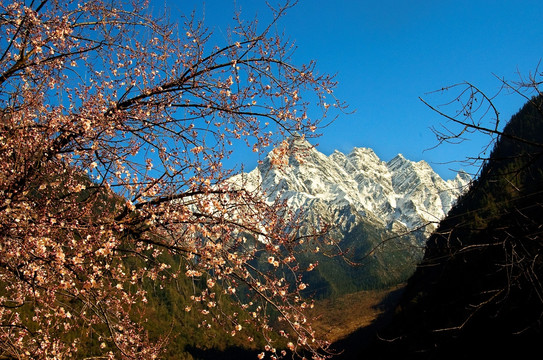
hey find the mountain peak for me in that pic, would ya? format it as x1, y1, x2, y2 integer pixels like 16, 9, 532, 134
289, 133, 313, 147
237, 142, 470, 236
349, 146, 377, 156
455, 169, 472, 182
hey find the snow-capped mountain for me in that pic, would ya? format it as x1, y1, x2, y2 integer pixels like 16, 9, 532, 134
235, 136, 470, 238
231, 136, 470, 295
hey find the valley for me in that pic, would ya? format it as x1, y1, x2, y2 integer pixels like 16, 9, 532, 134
307, 284, 406, 343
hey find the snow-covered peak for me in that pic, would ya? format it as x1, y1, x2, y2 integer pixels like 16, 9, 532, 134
232, 141, 471, 237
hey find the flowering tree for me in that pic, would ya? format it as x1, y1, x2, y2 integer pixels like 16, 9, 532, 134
0, 0, 342, 358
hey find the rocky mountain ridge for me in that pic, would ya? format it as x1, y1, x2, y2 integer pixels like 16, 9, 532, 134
235, 137, 470, 238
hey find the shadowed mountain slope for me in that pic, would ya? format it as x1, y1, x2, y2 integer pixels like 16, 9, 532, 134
362, 95, 543, 359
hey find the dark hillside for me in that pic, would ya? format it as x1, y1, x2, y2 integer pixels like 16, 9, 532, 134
363, 95, 543, 359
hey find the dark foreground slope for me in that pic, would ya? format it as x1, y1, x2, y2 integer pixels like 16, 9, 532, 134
360, 96, 543, 359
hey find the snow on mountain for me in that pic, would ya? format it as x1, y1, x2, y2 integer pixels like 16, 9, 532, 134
232, 136, 470, 238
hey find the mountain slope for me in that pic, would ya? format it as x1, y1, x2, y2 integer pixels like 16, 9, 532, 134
365, 95, 543, 359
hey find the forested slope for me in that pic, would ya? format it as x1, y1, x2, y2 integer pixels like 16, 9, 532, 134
365, 95, 543, 359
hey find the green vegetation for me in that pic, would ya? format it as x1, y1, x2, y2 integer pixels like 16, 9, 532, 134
3, 170, 267, 359
68, 251, 269, 359
367, 95, 543, 358
135, 258, 266, 359
297, 220, 423, 299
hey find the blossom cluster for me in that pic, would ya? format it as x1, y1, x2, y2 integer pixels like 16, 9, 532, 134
0, 0, 341, 358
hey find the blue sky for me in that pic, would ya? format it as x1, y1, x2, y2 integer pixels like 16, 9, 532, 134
168, 1, 543, 179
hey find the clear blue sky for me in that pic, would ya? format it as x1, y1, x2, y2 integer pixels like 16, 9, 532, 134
163, 0, 543, 179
